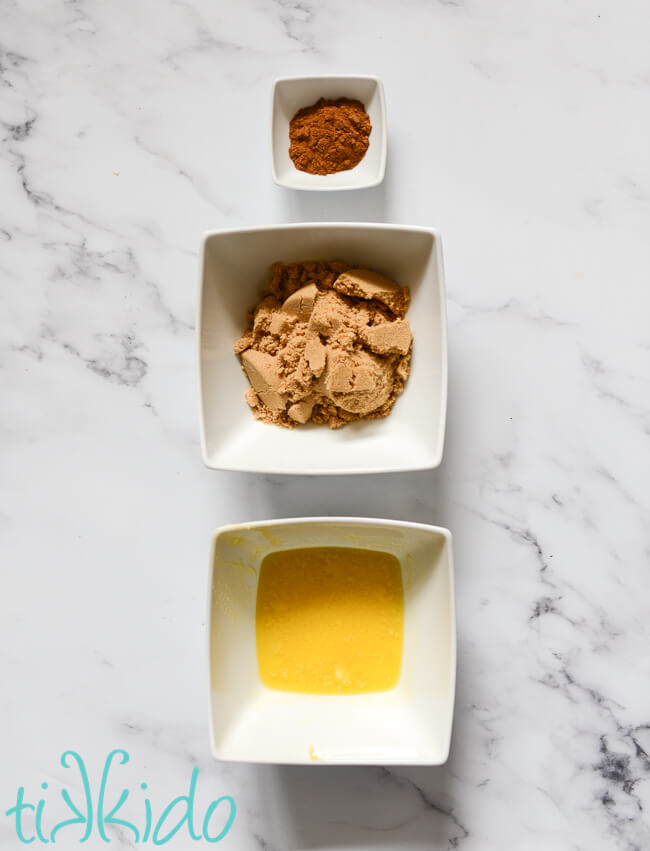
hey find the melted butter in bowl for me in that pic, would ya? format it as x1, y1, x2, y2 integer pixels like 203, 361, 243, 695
255, 546, 404, 695
209, 518, 456, 764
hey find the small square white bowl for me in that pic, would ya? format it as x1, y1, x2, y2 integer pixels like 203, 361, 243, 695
198, 223, 447, 475
271, 75, 387, 190
207, 517, 456, 765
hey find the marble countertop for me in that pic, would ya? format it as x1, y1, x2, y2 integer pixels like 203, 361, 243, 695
1, 0, 649, 848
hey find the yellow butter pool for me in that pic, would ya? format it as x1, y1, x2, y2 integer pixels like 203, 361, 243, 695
255, 546, 404, 695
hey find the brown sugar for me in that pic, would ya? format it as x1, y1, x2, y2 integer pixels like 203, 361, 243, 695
234, 261, 413, 429
289, 98, 371, 175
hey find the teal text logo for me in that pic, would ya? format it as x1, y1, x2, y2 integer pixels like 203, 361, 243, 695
5, 749, 236, 844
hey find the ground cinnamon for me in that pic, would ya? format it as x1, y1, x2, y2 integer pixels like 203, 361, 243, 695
288, 97, 371, 175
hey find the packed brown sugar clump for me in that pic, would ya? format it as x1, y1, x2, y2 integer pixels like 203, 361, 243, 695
289, 98, 371, 175
234, 261, 413, 429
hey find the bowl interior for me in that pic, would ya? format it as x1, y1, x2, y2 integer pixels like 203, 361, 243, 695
208, 520, 455, 764
272, 77, 385, 189
199, 224, 447, 474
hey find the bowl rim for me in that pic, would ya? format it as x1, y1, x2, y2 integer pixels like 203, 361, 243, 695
270, 74, 387, 191
206, 516, 456, 765
197, 222, 448, 475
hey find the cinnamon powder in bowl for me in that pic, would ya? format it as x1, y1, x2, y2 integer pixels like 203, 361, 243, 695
271, 76, 387, 190
289, 98, 371, 175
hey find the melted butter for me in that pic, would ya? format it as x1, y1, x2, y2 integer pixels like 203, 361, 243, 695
255, 547, 404, 695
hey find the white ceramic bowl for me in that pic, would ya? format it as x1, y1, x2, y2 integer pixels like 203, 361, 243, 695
271, 75, 387, 191
198, 223, 447, 475
207, 517, 456, 765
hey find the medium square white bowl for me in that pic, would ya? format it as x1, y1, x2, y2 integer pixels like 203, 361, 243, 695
208, 517, 456, 765
271, 76, 386, 190
198, 223, 447, 475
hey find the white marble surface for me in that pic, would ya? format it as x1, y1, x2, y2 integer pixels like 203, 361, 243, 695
1, 0, 650, 848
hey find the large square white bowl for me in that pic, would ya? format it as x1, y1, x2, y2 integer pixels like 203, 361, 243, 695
198, 223, 447, 475
271, 75, 386, 190
208, 517, 456, 765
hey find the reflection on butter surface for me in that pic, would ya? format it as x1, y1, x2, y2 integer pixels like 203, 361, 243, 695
256, 547, 404, 695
